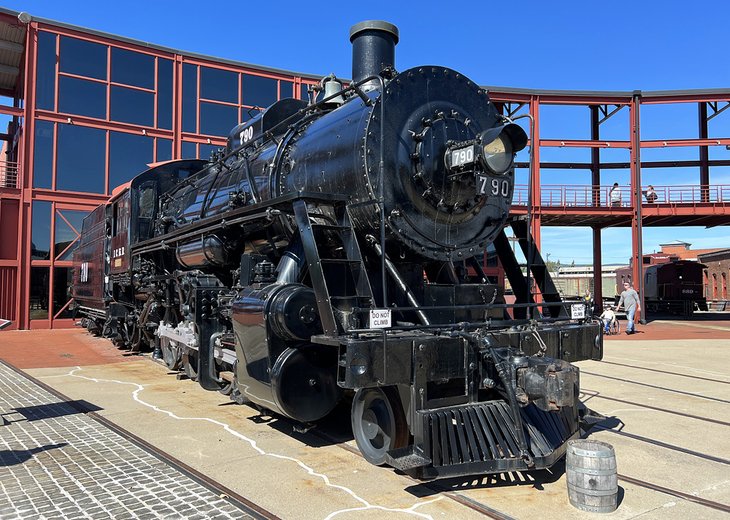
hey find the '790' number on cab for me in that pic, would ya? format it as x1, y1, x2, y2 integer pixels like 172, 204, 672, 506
477, 176, 510, 197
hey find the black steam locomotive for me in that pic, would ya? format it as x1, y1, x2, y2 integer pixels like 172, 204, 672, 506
73, 21, 602, 479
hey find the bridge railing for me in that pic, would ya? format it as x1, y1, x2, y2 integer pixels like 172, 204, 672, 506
512, 184, 730, 207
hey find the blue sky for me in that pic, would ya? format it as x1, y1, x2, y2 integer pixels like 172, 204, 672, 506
7, 0, 730, 264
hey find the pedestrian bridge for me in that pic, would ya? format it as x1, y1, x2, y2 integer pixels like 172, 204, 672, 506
511, 183, 730, 227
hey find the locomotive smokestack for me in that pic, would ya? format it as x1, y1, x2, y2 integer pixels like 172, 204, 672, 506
349, 20, 399, 89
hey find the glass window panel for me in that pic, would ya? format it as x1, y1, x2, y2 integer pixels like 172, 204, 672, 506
57, 124, 106, 194
280, 80, 293, 99
59, 36, 107, 80
31, 201, 51, 260
156, 138, 172, 162
55, 210, 88, 261
109, 132, 154, 190
54, 213, 74, 260
30, 267, 49, 320
36, 31, 56, 110
58, 77, 106, 119
181, 141, 197, 159
111, 47, 154, 89
242, 75, 277, 108
200, 102, 237, 137
59, 77, 106, 119
201, 67, 237, 103
182, 63, 197, 133
33, 120, 54, 189
110, 86, 154, 126
157, 58, 173, 130
53, 267, 74, 318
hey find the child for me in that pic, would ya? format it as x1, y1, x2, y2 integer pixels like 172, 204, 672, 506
600, 306, 616, 334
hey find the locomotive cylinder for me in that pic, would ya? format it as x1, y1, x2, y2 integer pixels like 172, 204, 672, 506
231, 282, 340, 422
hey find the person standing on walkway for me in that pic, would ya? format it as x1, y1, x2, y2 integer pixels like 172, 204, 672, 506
609, 183, 622, 207
617, 280, 641, 334
644, 185, 658, 203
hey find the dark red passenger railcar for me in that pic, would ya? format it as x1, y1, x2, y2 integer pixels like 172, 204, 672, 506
71, 203, 108, 329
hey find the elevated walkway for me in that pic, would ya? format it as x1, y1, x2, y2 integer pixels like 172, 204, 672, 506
511, 183, 730, 227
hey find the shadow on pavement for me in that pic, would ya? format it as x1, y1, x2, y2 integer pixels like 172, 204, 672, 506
0, 443, 68, 467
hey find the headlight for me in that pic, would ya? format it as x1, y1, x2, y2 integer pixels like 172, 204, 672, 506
482, 134, 513, 174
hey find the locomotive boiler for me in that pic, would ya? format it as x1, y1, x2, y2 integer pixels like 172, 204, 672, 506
73, 20, 603, 479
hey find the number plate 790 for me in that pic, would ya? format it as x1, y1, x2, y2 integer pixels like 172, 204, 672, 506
477, 175, 511, 197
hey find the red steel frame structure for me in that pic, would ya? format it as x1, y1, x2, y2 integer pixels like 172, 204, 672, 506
0, 10, 322, 330
490, 89, 730, 312
0, 9, 728, 329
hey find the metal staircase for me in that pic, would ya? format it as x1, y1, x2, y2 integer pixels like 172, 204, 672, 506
293, 199, 374, 335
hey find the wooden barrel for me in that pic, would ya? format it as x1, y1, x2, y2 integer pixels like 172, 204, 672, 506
566, 439, 618, 513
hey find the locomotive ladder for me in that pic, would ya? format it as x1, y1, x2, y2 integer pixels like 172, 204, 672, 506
293, 199, 374, 335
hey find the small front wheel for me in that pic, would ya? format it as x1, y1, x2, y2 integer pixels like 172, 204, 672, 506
611, 321, 620, 335
351, 387, 409, 466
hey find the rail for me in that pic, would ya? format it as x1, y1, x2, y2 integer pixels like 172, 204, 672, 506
512, 184, 730, 207
0, 160, 18, 188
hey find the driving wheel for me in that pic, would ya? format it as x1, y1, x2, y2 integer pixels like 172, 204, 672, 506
182, 350, 199, 381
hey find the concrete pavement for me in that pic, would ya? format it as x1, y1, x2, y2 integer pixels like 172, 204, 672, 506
1, 320, 728, 519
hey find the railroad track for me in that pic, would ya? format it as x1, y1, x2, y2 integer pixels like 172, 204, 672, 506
598, 360, 730, 384
1, 360, 280, 520
582, 371, 730, 404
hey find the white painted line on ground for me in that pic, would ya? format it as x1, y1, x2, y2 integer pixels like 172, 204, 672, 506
62, 366, 443, 520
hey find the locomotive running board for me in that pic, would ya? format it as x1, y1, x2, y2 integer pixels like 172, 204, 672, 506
387, 401, 579, 478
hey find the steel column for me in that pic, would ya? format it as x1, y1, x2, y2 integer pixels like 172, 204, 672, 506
630, 92, 645, 323
698, 102, 710, 203
527, 96, 542, 305
529, 96, 541, 247
592, 226, 603, 313
590, 107, 603, 311
17, 21, 39, 330
590, 106, 601, 207
173, 54, 183, 159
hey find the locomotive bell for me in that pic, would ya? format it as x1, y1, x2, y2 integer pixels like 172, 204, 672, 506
322, 74, 344, 105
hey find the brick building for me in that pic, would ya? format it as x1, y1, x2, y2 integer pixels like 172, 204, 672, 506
698, 249, 730, 304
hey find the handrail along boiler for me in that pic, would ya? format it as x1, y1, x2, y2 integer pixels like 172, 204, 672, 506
72, 21, 603, 479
